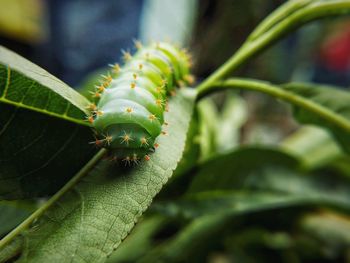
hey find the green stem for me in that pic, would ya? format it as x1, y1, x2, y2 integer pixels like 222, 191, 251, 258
247, 0, 313, 42
196, 0, 350, 93
0, 148, 108, 251
197, 78, 350, 133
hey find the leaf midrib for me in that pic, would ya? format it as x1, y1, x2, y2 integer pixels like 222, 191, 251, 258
0, 66, 90, 127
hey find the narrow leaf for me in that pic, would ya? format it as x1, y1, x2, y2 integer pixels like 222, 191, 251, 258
106, 216, 167, 263
283, 83, 350, 153
138, 215, 227, 263
188, 147, 300, 193
156, 190, 349, 219
300, 211, 350, 247
204, 79, 350, 154
281, 126, 343, 170
144, 163, 350, 262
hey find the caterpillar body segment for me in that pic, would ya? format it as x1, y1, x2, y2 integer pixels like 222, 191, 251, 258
89, 42, 193, 165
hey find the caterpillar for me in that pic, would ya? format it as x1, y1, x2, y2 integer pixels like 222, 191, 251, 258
87, 41, 193, 165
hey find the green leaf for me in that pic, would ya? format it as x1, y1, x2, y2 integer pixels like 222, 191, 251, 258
300, 211, 350, 250
0, 46, 96, 199
0, 201, 35, 237
149, 139, 350, 262
144, 164, 350, 262
143, 188, 343, 263
188, 147, 300, 193
156, 189, 349, 220
281, 126, 343, 170
155, 110, 201, 200
196, 98, 219, 161
283, 83, 350, 153
326, 155, 350, 178
216, 93, 247, 153
154, 146, 350, 219
18, 89, 196, 262
0, 201, 35, 263
171, 107, 201, 178
138, 215, 227, 263
106, 216, 167, 263
202, 78, 350, 155
0, 237, 23, 262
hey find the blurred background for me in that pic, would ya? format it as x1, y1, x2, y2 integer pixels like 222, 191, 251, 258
1, 0, 350, 146
2, 0, 350, 87
1, 0, 350, 262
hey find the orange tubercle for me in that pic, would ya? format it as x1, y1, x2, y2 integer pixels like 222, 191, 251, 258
140, 137, 149, 146
110, 63, 120, 74
89, 137, 103, 147
120, 132, 133, 145
149, 114, 157, 122
122, 50, 132, 61
90, 91, 101, 98
125, 107, 133, 114
134, 40, 142, 49
87, 103, 97, 111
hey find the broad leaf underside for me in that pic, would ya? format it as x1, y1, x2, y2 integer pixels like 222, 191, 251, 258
18, 89, 196, 262
0, 46, 96, 199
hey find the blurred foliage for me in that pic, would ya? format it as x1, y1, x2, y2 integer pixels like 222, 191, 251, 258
1, 0, 350, 262
140, 0, 197, 45
0, 0, 47, 43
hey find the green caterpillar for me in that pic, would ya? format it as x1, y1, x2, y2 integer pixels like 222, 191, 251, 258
87, 41, 193, 165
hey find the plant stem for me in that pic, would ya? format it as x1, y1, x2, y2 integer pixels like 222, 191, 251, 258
197, 78, 350, 133
247, 0, 313, 41
196, 0, 350, 93
0, 148, 108, 251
